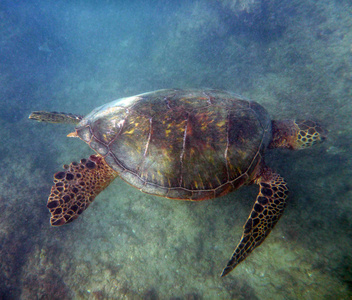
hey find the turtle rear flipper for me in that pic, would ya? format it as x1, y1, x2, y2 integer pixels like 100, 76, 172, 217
221, 168, 288, 277
29, 111, 83, 125
47, 155, 118, 226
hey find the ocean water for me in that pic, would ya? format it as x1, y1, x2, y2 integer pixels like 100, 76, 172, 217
1, 0, 351, 299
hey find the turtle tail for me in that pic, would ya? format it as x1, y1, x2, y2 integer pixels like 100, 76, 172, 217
29, 111, 83, 125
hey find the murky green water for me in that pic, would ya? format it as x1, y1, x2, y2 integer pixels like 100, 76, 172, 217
0, 0, 351, 299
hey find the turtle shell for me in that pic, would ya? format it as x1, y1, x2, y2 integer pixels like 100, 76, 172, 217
76, 89, 272, 200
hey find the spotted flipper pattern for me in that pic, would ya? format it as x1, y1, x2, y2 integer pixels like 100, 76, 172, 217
47, 155, 118, 226
221, 169, 288, 277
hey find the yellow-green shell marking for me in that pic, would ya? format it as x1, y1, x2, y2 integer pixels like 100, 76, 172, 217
76, 89, 272, 200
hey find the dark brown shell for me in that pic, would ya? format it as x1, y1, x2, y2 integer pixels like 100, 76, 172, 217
76, 89, 272, 200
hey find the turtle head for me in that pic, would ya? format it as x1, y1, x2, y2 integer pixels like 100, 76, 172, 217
269, 120, 327, 150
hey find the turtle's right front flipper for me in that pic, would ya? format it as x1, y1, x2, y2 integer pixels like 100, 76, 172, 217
29, 111, 83, 125
47, 155, 118, 226
221, 169, 288, 277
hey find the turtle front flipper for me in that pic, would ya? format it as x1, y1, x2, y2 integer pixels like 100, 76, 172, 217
221, 168, 288, 277
47, 155, 118, 226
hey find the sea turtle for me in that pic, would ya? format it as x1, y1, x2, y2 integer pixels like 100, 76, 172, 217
29, 89, 326, 277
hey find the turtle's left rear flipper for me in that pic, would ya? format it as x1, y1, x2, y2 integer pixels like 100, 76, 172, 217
47, 155, 118, 226
29, 111, 83, 125
221, 169, 288, 277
